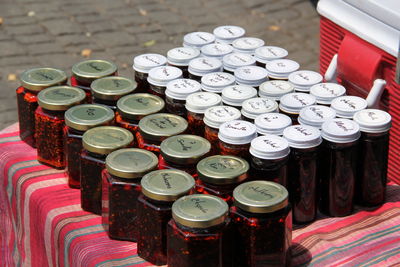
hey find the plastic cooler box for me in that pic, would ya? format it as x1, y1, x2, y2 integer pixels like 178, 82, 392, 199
317, 0, 400, 184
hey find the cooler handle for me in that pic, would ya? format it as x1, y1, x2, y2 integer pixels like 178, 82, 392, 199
324, 54, 338, 82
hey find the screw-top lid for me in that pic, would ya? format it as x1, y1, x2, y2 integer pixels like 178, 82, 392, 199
65, 104, 114, 131
167, 47, 201, 66
37, 86, 86, 111
241, 98, 279, 120
20, 68, 67, 92
288, 70, 323, 92
165, 79, 201, 100
222, 85, 258, 107
133, 53, 167, 73
117, 93, 165, 121
266, 59, 300, 79
321, 118, 361, 143
91, 76, 137, 101
233, 181, 288, 213
279, 93, 316, 114
82, 126, 133, 154
353, 109, 392, 133
138, 113, 188, 142
204, 105, 242, 129
283, 125, 322, 149
188, 57, 223, 77
331, 96, 368, 119
222, 53, 256, 72
298, 105, 337, 129
201, 43, 233, 58
213, 25, 246, 44
72, 59, 117, 84
197, 155, 249, 185
250, 135, 290, 160
218, 120, 257, 145
310, 83, 346, 105
234, 66, 269, 87
259, 80, 295, 100
183, 32, 216, 48
254, 46, 288, 64
105, 148, 158, 179
232, 37, 265, 54
172, 194, 229, 228
254, 113, 292, 136
147, 66, 183, 87
201, 72, 236, 93
185, 92, 222, 113
141, 169, 195, 201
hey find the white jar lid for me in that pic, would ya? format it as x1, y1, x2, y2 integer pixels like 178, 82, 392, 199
241, 97, 279, 120
183, 32, 216, 48
321, 119, 360, 143
298, 105, 337, 129
310, 83, 346, 105
133, 53, 167, 73
221, 85, 258, 107
254, 46, 288, 64
353, 109, 392, 133
234, 66, 269, 87
222, 53, 256, 72
201, 43, 234, 58
188, 57, 223, 77
201, 72, 236, 93
288, 70, 323, 92
167, 47, 200, 66
232, 37, 265, 54
147, 66, 183, 87
331, 96, 368, 118
279, 93, 316, 114
283, 125, 322, 149
204, 105, 242, 129
185, 92, 222, 113
259, 80, 295, 100
250, 135, 290, 160
165, 79, 201, 100
254, 113, 292, 135
266, 59, 300, 79
218, 120, 257, 145
213, 25, 246, 44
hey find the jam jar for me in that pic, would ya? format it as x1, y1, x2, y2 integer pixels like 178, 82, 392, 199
283, 125, 322, 223
288, 70, 323, 92
64, 104, 114, 188
165, 79, 201, 117
81, 126, 133, 215
254, 46, 289, 67
259, 80, 295, 102
234, 66, 269, 89
200, 72, 236, 94
310, 83, 346, 106
298, 105, 336, 129
331, 95, 368, 119
115, 93, 165, 135
36, 86, 86, 169
147, 66, 183, 99
137, 169, 195, 265
222, 53, 256, 74
90, 76, 137, 110
241, 97, 279, 122
136, 113, 188, 154
167, 47, 200, 78
133, 53, 167, 92
195, 155, 249, 203
188, 57, 223, 82
183, 31, 216, 48
266, 59, 300, 80
319, 119, 360, 217
249, 135, 290, 187
167, 194, 232, 267
221, 85, 258, 108
213, 25, 245, 44
353, 109, 391, 206
279, 92, 316, 124
232, 37, 265, 54
102, 148, 158, 241
230, 180, 292, 267
201, 43, 233, 59
255, 113, 292, 136
159, 135, 211, 176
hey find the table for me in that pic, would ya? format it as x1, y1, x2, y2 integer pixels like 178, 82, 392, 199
1, 123, 399, 267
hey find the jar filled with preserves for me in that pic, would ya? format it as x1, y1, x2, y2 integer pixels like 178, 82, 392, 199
183, 31, 215, 48
222, 53, 256, 74
188, 57, 223, 82
36, 86, 86, 169
232, 37, 265, 54
221, 85, 258, 108
254, 46, 289, 67
133, 53, 167, 92
266, 59, 300, 81
288, 70, 323, 92
147, 66, 183, 98
298, 105, 336, 129
241, 97, 279, 122
310, 83, 346, 106
137, 169, 195, 265
330, 95, 368, 119
201, 72, 236, 94
255, 113, 292, 136
230, 181, 292, 267
279, 93, 316, 124
234, 66, 269, 89
167, 47, 200, 78
213, 25, 245, 44
81, 126, 133, 215
259, 80, 295, 102
165, 79, 201, 117
17, 67, 67, 147
201, 43, 233, 59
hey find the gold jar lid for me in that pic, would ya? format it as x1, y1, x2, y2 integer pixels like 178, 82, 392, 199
91, 76, 137, 101
105, 148, 158, 179
65, 104, 115, 131
172, 194, 228, 228
82, 126, 133, 155
138, 113, 188, 142
160, 135, 211, 165
20, 67, 67, 92
117, 93, 165, 121
141, 169, 195, 201
37, 86, 86, 111
72, 59, 117, 84
233, 180, 288, 213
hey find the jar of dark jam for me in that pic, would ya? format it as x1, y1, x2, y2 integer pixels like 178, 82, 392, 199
167, 194, 231, 267
222, 52, 256, 74
255, 113, 292, 136
330, 95, 368, 119
259, 80, 295, 102
249, 135, 290, 187
232, 37, 265, 55
201, 43, 233, 59
298, 105, 336, 129
36, 86, 86, 169
279, 92, 316, 124
102, 148, 158, 241
288, 70, 323, 92
90, 76, 137, 110
213, 25, 245, 44
195, 155, 249, 203
165, 79, 201, 117
230, 180, 292, 267
133, 53, 167, 92
266, 59, 300, 81
283, 125, 322, 223
159, 135, 211, 177
254, 46, 289, 67
188, 57, 223, 82
234, 66, 269, 89
147, 66, 183, 98
183, 31, 215, 48
167, 47, 200, 78
137, 169, 195, 265
319, 119, 360, 217
310, 83, 346, 106
200, 72, 236, 94
17, 68, 67, 148
241, 97, 279, 122
64, 104, 114, 188
353, 109, 391, 207
81, 126, 133, 215
136, 113, 188, 154
221, 85, 258, 108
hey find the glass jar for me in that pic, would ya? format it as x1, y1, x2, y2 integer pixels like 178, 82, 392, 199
167, 47, 201, 78
241, 97, 279, 122
288, 70, 323, 92
234, 66, 269, 89
167, 194, 232, 267
213, 25, 245, 44
259, 80, 295, 102
330, 95, 368, 119
222, 53, 256, 74
133, 53, 167, 93
298, 105, 336, 129
319, 119, 360, 217
249, 135, 290, 187
35, 86, 86, 169
102, 148, 158, 241
255, 113, 292, 136
200, 72, 236, 94
147, 66, 183, 98
221, 85, 258, 108
232, 37, 265, 54
188, 57, 223, 82
64, 104, 114, 188
81, 126, 133, 215
137, 169, 195, 265
310, 83, 346, 106
165, 79, 201, 117
254, 46, 289, 67
195, 155, 249, 203
279, 93, 316, 124
183, 31, 215, 48
283, 125, 322, 223
266, 59, 300, 80
200, 43, 233, 59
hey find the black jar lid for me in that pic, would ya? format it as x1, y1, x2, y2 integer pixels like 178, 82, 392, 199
138, 113, 188, 142
72, 59, 117, 84
91, 76, 137, 101
117, 93, 165, 121
19, 67, 67, 92
65, 104, 114, 131
37, 86, 86, 111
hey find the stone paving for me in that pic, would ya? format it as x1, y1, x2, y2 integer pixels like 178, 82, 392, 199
0, 0, 319, 129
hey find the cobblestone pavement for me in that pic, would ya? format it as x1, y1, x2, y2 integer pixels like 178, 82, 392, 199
0, 0, 319, 129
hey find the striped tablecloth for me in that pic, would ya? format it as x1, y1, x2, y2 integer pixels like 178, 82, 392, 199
1, 123, 399, 267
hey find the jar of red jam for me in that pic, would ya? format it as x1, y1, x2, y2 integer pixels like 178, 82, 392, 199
230, 180, 292, 267
167, 47, 201, 78
234, 66, 269, 89
188, 57, 223, 82
255, 113, 292, 136
200, 72, 236, 94
310, 83, 346, 106
254, 46, 289, 67
232, 37, 265, 54
133, 53, 167, 92
259, 80, 295, 102
195, 155, 249, 203
36, 86, 86, 169
213, 25, 245, 44
319, 119, 360, 217
298, 105, 336, 129
64, 104, 114, 188
222, 53, 256, 74
102, 148, 158, 241
241, 97, 279, 122
330, 95, 368, 119
201, 43, 233, 59
279, 92, 316, 124
288, 70, 323, 92
81, 126, 133, 215
165, 79, 201, 117
221, 85, 258, 108
137, 169, 195, 265
183, 31, 215, 48
167, 194, 232, 267
147, 66, 183, 98
266, 59, 300, 81
283, 125, 322, 223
